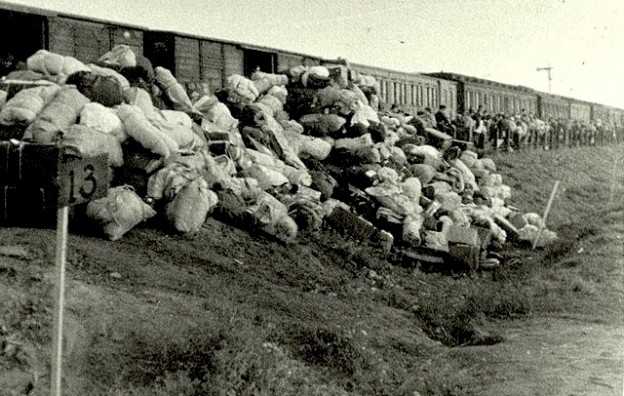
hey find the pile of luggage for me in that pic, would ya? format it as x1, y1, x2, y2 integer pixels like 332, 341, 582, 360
0, 46, 557, 267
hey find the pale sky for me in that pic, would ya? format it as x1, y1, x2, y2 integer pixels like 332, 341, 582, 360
5, 0, 624, 108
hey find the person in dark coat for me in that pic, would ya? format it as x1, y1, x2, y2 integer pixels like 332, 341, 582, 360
434, 105, 455, 136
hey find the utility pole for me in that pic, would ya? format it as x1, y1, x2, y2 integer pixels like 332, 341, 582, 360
536, 65, 553, 93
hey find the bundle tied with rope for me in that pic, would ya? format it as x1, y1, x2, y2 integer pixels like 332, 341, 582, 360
85, 185, 156, 241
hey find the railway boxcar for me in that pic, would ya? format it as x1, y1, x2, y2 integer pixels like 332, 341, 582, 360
425, 72, 538, 116
0, 4, 48, 73
144, 29, 322, 93
144, 31, 246, 93
537, 93, 570, 120
48, 15, 145, 63
1, 1, 622, 130
569, 99, 592, 122
350, 63, 457, 116
607, 107, 624, 127
0, 1, 147, 68
590, 102, 610, 124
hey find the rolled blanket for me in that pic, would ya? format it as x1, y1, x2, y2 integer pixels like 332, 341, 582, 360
155, 66, 194, 112
27, 49, 90, 76
117, 104, 177, 158
251, 71, 289, 86
298, 135, 332, 160
23, 86, 90, 144
0, 85, 60, 126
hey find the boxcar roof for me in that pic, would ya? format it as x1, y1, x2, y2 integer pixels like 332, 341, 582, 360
0, 0, 148, 30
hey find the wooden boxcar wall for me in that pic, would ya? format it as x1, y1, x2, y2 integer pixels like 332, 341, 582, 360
174, 36, 246, 89
48, 16, 143, 63
591, 103, 610, 124
144, 31, 246, 93
570, 101, 591, 122
537, 94, 570, 119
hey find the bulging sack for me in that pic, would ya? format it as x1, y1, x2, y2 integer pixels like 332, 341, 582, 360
62, 125, 124, 167
79, 102, 125, 141
0, 85, 60, 126
97, 45, 137, 69
23, 86, 90, 143
85, 186, 156, 241
166, 178, 218, 234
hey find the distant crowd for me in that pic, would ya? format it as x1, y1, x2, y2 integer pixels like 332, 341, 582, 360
387, 103, 623, 151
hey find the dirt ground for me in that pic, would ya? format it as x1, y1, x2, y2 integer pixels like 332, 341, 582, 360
460, 317, 623, 396
0, 144, 623, 396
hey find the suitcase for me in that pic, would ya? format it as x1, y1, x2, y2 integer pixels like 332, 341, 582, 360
0, 141, 62, 227
0, 185, 56, 227
0, 141, 63, 187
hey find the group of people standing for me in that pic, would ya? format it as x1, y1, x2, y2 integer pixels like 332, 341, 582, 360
393, 104, 621, 152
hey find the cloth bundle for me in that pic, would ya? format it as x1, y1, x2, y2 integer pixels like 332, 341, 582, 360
97, 45, 137, 69
251, 71, 289, 86
155, 66, 194, 112
23, 86, 90, 143
150, 117, 201, 151
117, 104, 178, 158
0, 85, 61, 126
85, 186, 156, 241
165, 177, 218, 234
251, 71, 289, 95
253, 95, 284, 118
66, 71, 124, 107
240, 164, 290, 190
147, 155, 204, 201
298, 113, 346, 137
123, 87, 159, 120
62, 124, 124, 167
247, 191, 298, 243
350, 102, 380, 128
266, 86, 288, 104
79, 102, 126, 142
226, 74, 259, 103
195, 95, 239, 131
87, 63, 130, 90
27, 50, 90, 79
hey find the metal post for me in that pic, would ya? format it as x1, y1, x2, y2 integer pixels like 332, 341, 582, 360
50, 206, 69, 396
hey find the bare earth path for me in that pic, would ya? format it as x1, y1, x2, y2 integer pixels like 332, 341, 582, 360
448, 317, 623, 396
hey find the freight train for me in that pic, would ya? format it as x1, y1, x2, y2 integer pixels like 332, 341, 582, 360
1, 1, 623, 127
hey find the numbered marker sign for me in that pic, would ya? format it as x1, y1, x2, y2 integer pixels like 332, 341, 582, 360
57, 154, 109, 208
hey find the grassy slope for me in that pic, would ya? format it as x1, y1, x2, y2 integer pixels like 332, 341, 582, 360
0, 144, 622, 396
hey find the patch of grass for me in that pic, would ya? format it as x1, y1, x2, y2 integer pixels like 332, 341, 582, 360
279, 324, 367, 377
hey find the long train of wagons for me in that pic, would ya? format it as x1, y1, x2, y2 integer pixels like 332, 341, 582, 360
1, 1, 623, 128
